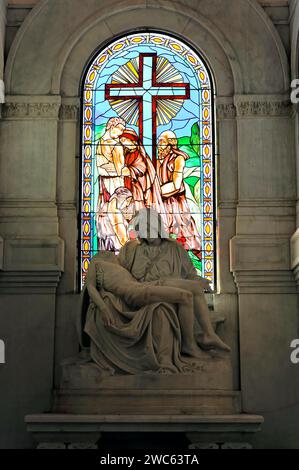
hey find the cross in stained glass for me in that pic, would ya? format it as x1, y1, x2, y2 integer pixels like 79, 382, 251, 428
105, 53, 190, 164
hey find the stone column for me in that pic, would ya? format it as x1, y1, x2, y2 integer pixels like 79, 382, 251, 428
0, 0, 6, 103
230, 95, 299, 419
216, 97, 239, 389
54, 97, 81, 388
0, 95, 64, 448
291, 104, 299, 287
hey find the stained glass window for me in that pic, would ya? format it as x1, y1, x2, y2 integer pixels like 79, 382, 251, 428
81, 32, 216, 289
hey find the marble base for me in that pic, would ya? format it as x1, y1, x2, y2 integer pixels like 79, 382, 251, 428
60, 354, 233, 390
54, 354, 235, 415
54, 389, 241, 416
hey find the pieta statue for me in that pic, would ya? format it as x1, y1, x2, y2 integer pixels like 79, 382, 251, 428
79, 209, 230, 375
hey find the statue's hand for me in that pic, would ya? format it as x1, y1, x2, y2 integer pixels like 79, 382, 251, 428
200, 277, 212, 292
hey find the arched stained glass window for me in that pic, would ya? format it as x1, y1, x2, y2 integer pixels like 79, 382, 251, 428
81, 31, 216, 289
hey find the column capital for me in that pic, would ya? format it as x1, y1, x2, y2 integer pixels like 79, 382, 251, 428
59, 97, 80, 122
230, 235, 297, 293
216, 97, 236, 120
0, 236, 64, 293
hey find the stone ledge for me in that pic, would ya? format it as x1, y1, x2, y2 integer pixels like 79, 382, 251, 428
231, 270, 298, 294
25, 413, 264, 448
0, 271, 62, 294
25, 413, 264, 430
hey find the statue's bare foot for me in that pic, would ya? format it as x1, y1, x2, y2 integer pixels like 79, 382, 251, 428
181, 344, 207, 360
198, 333, 231, 352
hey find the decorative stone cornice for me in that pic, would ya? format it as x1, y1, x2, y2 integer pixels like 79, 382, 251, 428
216, 103, 236, 120
231, 270, 297, 294
2, 95, 61, 120
0, 271, 62, 294
230, 235, 297, 293
59, 97, 80, 122
59, 104, 79, 121
234, 95, 291, 118
2, 102, 60, 119
0, 236, 64, 293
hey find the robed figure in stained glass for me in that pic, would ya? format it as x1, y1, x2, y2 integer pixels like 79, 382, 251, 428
120, 128, 164, 213
158, 130, 202, 257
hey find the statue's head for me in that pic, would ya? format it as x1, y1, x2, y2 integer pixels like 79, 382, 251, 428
130, 208, 168, 244
106, 117, 126, 139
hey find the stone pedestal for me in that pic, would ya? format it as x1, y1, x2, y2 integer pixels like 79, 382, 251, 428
25, 349, 264, 448
25, 414, 264, 449
54, 355, 236, 416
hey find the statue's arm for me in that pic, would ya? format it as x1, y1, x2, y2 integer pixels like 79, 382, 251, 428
177, 242, 211, 290
86, 261, 106, 309
179, 244, 198, 281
